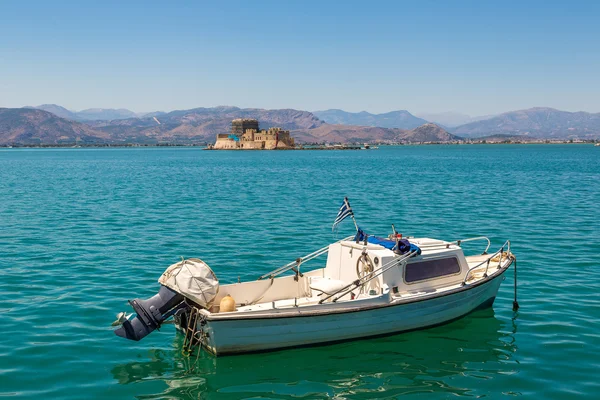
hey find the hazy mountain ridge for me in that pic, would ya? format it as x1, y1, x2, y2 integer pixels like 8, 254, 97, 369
452, 107, 600, 138
27, 104, 141, 121
416, 112, 494, 127
313, 109, 427, 129
77, 108, 139, 120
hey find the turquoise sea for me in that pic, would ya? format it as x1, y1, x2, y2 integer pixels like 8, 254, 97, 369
1, 145, 599, 399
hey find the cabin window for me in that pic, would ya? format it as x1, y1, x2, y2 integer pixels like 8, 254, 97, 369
404, 257, 461, 283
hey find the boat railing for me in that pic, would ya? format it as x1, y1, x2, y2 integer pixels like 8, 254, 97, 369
461, 239, 512, 285
318, 249, 419, 304
416, 236, 491, 254
258, 235, 354, 280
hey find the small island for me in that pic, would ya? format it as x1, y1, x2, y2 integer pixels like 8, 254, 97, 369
207, 119, 295, 150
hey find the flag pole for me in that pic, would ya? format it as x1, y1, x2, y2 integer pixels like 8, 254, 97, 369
351, 215, 359, 232
345, 197, 359, 232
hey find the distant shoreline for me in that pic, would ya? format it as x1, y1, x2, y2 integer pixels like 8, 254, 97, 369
1, 141, 598, 149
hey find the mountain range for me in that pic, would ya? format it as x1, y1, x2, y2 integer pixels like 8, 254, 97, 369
1, 104, 599, 145
291, 122, 460, 144
0, 108, 111, 144
85, 106, 325, 144
414, 112, 495, 128
313, 109, 427, 129
452, 107, 600, 139
25, 104, 146, 121
0, 106, 457, 145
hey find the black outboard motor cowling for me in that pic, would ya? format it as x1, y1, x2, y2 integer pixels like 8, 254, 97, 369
114, 285, 189, 341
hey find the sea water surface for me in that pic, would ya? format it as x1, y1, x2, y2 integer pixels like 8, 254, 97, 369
1, 145, 599, 399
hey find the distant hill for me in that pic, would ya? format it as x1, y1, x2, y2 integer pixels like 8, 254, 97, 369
0, 108, 110, 145
293, 122, 459, 144
471, 134, 539, 142
2, 106, 459, 145
6, 104, 598, 145
397, 123, 460, 142
27, 104, 140, 121
86, 106, 326, 143
76, 108, 138, 121
25, 104, 78, 120
313, 109, 427, 129
452, 107, 600, 139
416, 111, 494, 128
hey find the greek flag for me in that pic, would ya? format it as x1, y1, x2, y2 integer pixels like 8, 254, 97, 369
332, 197, 354, 231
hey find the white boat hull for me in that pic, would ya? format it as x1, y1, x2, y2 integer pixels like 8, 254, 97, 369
197, 271, 506, 355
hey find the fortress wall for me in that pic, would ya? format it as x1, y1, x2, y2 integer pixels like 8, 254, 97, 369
212, 121, 296, 150
214, 138, 239, 149
214, 137, 293, 150
239, 141, 264, 149
264, 139, 278, 150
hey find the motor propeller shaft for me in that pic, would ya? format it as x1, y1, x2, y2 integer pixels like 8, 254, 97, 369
113, 285, 188, 341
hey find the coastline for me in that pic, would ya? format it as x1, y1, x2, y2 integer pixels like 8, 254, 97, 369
1, 141, 598, 149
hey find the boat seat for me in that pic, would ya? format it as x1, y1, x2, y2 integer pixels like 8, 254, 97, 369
309, 276, 348, 295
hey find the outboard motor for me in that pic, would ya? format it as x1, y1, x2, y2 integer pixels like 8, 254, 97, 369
114, 285, 188, 341
113, 258, 219, 342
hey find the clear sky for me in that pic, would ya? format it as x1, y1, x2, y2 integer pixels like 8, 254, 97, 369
1, 0, 598, 116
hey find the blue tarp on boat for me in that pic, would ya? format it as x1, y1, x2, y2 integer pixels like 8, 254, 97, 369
353, 229, 421, 255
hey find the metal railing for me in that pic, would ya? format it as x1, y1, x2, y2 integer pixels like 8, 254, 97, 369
258, 235, 354, 280
415, 236, 491, 254
318, 249, 419, 304
258, 234, 507, 291
461, 239, 512, 285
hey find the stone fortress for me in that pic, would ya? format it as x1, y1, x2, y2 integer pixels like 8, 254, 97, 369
211, 119, 295, 150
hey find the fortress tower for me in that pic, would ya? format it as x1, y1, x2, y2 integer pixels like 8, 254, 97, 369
231, 119, 259, 136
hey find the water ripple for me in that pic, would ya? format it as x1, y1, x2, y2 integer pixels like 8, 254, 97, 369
1, 145, 599, 399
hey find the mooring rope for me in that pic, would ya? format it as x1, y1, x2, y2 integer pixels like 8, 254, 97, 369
512, 256, 519, 311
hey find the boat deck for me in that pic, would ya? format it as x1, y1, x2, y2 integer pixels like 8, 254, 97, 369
203, 253, 512, 319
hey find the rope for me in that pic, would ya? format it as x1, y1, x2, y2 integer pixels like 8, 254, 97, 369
485, 250, 519, 311
248, 277, 275, 305
490, 251, 513, 263
512, 256, 519, 311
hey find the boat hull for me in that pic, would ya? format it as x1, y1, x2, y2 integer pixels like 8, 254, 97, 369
197, 271, 506, 355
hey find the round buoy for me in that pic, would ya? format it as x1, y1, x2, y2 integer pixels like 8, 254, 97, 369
219, 294, 236, 312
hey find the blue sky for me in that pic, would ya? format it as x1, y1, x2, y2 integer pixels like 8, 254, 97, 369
0, 0, 598, 115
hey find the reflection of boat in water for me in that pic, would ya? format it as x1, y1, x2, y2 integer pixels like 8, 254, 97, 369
113, 199, 517, 356
110, 308, 518, 398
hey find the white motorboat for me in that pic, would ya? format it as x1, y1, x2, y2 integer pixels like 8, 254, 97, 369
113, 201, 517, 356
